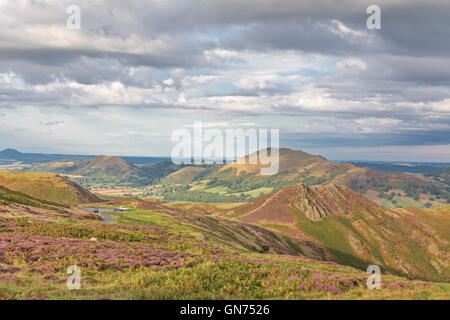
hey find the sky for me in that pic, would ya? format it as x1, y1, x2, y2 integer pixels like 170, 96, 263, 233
0, 0, 449, 161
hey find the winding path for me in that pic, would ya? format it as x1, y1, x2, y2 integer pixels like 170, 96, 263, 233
81, 207, 116, 223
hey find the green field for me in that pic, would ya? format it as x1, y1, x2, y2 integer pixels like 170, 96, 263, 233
382, 196, 437, 209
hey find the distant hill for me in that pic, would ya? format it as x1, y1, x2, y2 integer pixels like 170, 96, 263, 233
22, 148, 450, 206
33, 155, 139, 177
230, 183, 449, 282
0, 148, 94, 163
221, 148, 328, 174
345, 161, 448, 174
163, 166, 220, 184
169, 148, 449, 206
32, 156, 187, 187
0, 170, 99, 206
427, 167, 450, 186
165, 166, 208, 184
32, 155, 144, 187
0, 148, 171, 164
74, 155, 141, 177
0, 148, 22, 159
217, 148, 432, 186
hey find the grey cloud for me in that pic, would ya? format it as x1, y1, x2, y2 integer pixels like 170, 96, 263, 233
281, 129, 450, 148
2, 0, 449, 83
0, 0, 449, 155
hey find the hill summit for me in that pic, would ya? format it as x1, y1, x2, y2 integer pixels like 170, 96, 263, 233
200, 147, 447, 206
75, 155, 141, 177
0, 148, 23, 158
221, 148, 328, 174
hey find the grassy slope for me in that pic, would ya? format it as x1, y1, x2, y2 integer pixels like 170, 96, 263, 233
0, 168, 447, 300
0, 203, 448, 300
31, 156, 173, 188
164, 166, 208, 184
85, 199, 308, 256
0, 185, 60, 210
225, 185, 449, 283
0, 170, 99, 206
0, 185, 102, 221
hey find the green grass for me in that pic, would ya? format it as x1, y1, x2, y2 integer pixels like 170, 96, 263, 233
189, 180, 209, 191
203, 186, 230, 194
93, 208, 201, 238
292, 211, 368, 270
194, 183, 273, 198
2, 254, 448, 300
383, 196, 426, 208
0, 170, 98, 205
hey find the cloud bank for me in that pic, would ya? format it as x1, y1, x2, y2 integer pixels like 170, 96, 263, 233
0, 0, 449, 160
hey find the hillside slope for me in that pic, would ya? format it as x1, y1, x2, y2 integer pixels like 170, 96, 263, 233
0, 170, 99, 206
35, 155, 141, 177
235, 184, 381, 222
427, 167, 450, 187
32, 155, 148, 187
1, 208, 447, 299
31, 156, 187, 187
173, 148, 449, 206
164, 166, 209, 184
85, 197, 324, 257
0, 185, 101, 221
229, 184, 449, 282
74, 156, 141, 177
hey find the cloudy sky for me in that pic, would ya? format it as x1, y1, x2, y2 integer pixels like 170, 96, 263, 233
0, 0, 449, 161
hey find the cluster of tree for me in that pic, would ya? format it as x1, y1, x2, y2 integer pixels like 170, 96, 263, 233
349, 177, 450, 204
397, 182, 450, 203
425, 167, 450, 186
206, 177, 267, 193
377, 191, 400, 200
73, 175, 149, 188
162, 189, 253, 203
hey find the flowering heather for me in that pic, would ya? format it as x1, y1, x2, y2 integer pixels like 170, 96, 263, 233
0, 218, 222, 256
18, 296, 46, 300
0, 274, 21, 281
0, 231, 195, 272
0, 265, 21, 273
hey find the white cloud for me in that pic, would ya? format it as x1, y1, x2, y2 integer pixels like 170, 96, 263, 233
176, 92, 187, 104
336, 59, 367, 71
